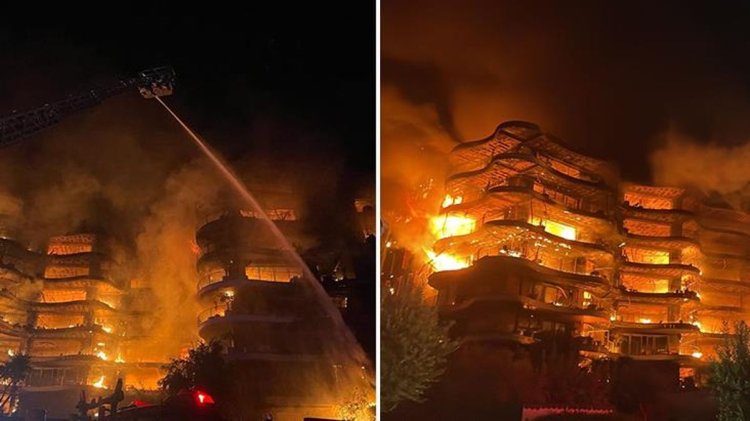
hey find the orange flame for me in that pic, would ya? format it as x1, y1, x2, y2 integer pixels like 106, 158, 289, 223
423, 248, 470, 272
92, 376, 106, 389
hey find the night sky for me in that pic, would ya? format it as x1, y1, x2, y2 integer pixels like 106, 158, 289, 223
0, 9, 375, 251
0, 8, 374, 190
383, 1, 750, 183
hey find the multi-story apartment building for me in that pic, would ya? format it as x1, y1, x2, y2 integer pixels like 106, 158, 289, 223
0, 233, 162, 416
426, 121, 750, 382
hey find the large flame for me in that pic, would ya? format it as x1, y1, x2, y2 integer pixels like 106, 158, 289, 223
423, 248, 470, 271
429, 214, 476, 240
421, 195, 475, 272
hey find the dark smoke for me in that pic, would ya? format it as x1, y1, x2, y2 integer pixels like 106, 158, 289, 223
383, 0, 750, 179
0, 63, 371, 361
382, 0, 750, 238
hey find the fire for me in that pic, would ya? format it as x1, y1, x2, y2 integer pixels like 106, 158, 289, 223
423, 248, 470, 271
96, 351, 108, 361
429, 214, 476, 240
530, 218, 577, 241
115, 354, 125, 363
101, 326, 113, 334
92, 376, 106, 389
420, 196, 476, 272
441, 194, 463, 208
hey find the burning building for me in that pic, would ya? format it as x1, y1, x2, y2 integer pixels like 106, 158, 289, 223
195, 202, 373, 420
423, 120, 750, 385
0, 195, 372, 419
0, 232, 163, 416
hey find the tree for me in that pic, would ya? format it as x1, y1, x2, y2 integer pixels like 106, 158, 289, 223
709, 320, 750, 421
380, 282, 458, 412
0, 354, 30, 414
158, 340, 229, 402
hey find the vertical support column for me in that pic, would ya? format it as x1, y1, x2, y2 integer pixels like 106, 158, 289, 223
667, 304, 679, 323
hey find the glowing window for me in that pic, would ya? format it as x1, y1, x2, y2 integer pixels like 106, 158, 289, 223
583, 291, 592, 307
531, 218, 577, 240
430, 214, 476, 240
545, 220, 577, 240
44, 266, 90, 279
625, 248, 670, 264
41, 290, 87, 303
245, 266, 302, 283
35, 314, 85, 329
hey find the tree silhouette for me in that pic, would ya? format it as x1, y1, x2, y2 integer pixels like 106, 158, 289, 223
158, 341, 229, 404
709, 320, 750, 421
380, 282, 458, 412
0, 354, 30, 414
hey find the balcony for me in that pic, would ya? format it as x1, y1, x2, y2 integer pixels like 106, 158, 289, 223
620, 261, 701, 280
434, 219, 613, 260
429, 255, 612, 296
197, 270, 300, 298
610, 321, 699, 335
197, 306, 297, 327
28, 324, 116, 339
440, 182, 612, 231
459, 332, 537, 345
615, 287, 700, 305
444, 293, 609, 324
446, 152, 611, 205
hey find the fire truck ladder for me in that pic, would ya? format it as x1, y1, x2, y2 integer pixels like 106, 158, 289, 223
0, 66, 176, 147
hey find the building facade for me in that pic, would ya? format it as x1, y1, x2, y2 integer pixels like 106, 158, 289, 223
0, 233, 162, 416
427, 121, 750, 381
194, 207, 362, 419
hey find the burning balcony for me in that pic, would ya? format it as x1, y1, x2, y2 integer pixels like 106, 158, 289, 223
431, 220, 614, 278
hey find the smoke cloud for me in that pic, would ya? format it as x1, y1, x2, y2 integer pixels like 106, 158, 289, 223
650, 128, 750, 211
382, 0, 750, 252
0, 80, 369, 364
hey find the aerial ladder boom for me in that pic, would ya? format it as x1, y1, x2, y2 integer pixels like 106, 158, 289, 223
0, 66, 176, 147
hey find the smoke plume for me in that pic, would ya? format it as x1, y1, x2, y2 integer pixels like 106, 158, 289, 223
382, 0, 750, 253
650, 128, 750, 211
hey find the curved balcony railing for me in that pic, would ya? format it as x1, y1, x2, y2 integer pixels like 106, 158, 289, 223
196, 269, 227, 291
197, 306, 296, 326
447, 153, 609, 197
197, 265, 302, 292
609, 321, 699, 334
469, 246, 610, 280
446, 294, 609, 320
446, 182, 611, 221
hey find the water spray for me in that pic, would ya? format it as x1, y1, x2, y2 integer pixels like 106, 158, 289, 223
153, 96, 373, 390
